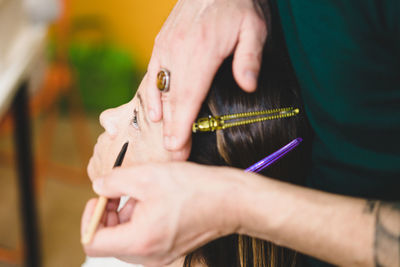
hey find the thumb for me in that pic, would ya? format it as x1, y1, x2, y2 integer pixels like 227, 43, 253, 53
232, 13, 267, 92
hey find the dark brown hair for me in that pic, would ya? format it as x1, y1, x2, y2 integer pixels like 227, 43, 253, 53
186, 11, 312, 267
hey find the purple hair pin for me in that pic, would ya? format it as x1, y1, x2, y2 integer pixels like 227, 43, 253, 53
245, 138, 303, 173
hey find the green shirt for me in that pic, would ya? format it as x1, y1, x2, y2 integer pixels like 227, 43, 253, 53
274, 1, 400, 265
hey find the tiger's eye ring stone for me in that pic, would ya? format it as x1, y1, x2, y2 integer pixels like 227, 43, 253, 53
157, 68, 170, 92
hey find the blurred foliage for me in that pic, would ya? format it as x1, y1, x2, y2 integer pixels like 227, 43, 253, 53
47, 15, 142, 114
68, 43, 140, 113
67, 15, 141, 113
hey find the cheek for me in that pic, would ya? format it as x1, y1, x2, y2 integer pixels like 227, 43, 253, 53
88, 135, 114, 178
124, 125, 171, 164
89, 129, 133, 177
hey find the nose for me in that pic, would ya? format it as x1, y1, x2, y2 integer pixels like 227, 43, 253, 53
99, 108, 118, 138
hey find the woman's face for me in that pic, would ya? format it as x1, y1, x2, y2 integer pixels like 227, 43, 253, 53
87, 75, 172, 179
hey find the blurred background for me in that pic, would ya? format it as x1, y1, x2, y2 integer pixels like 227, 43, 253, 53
0, 0, 175, 266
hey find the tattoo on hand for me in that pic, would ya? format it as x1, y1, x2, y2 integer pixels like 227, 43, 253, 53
365, 200, 400, 267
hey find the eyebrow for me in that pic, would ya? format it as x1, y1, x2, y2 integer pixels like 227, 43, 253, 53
137, 92, 149, 126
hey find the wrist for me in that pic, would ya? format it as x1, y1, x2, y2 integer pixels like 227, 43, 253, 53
218, 168, 276, 236
199, 165, 285, 243
209, 166, 247, 236
231, 171, 284, 240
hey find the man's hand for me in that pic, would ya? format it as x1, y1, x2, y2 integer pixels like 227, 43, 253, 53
81, 162, 241, 266
81, 162, 400, 266
146, 0, 268, 153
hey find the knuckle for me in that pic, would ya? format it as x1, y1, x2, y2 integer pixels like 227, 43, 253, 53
174, 28, 187, 42
168, 31, 187, 54
194, 23, 209, 44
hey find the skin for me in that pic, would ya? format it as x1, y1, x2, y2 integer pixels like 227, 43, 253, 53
83, 164, 400, 267
83, 75, 235, 266
82, 74, 400, 267
145, 0, 268, 153
87, 75, 172, 181
82, 0, 400, 266
85, 74, 174, 241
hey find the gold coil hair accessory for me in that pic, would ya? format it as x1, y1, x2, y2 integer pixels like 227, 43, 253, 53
192, 107, 299, 133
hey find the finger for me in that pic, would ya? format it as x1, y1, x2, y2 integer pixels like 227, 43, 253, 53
118, 198, 137, 224
162, 57, 220, 151
162, 94, 197, 152
104, 198, 121, 226
106, 198, 120, 211
84, 221, 138, 257
81, 198, 99, 237
232, 13, 267, 92
92, 168, 146, 200
146, 56, 163, 122
105, 211, 119, 227
171, 137, 192, 161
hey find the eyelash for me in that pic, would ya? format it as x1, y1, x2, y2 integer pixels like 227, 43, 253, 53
131, 108, 139, 129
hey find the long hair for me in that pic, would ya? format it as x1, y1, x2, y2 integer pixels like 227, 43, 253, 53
185, 9, 312, 267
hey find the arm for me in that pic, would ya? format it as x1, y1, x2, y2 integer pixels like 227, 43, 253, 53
231, 170, 400, 267
82, 163, 399, 267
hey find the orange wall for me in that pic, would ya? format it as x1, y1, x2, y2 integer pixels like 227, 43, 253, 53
69, 0, 176, 70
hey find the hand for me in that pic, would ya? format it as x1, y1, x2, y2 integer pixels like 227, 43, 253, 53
146, 0, 269, 153
81, 162, 241, 266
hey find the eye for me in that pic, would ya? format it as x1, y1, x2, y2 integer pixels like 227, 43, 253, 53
131, 108, 139, 129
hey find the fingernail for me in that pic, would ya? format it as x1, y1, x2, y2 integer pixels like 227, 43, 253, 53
93, 178, 104, 193
149, 109, 156, 121
245, 70, 257, 82
164, 135, 177, 150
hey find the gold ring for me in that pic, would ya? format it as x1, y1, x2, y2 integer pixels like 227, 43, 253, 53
157, 68, 170, 92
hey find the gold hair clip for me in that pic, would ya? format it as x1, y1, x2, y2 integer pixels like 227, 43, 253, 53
192, 107, 299, 133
